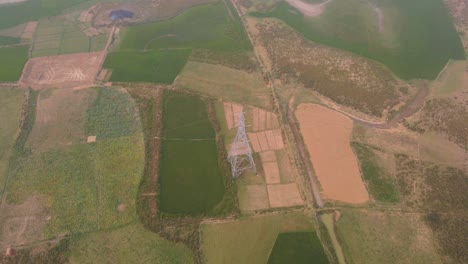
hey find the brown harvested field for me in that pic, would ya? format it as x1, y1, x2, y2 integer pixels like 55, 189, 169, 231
248, 129, 284, 152
20, 21, 38, 40
224, 102, 244, 129
295, 103, 369, 204
262, 161, 280, 184
260, 150, 276, 162
252, 107, 279, 132
267, 183, 304, 208
19, 52, 105, 89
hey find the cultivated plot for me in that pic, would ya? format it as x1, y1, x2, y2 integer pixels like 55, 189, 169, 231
295, 103, 368, 204
19, 51, 105, 89
0, 45, 29, 82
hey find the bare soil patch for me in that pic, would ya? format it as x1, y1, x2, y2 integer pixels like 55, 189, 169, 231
20, 21, 37, 41
295, 103, 369, 203
238, 184, 270, 211
252, 107, 279, 131
224, 102, 244, 129
262, 161, 280, 184
267, 183, 304, 208
248, 129, 284, 152
19, 52, 105, 89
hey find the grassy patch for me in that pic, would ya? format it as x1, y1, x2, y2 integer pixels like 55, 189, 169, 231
202, 212, 317, 264
104, 50, 191, 84
267, 232, 328, 264
119, 1, 250, 52
159, 91, 226, 215
68, 223, 194, 263
351, 142, 399, 203
0, 35, 20, 46
0, 87, 24, 197
86, 87, 142, 140
176, 61, 272, 109
336, 209, 444, 264
254, 0, 465, 79
0, 45, 29, 82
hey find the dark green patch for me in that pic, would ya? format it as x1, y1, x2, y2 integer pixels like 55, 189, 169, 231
104, 50, 191, 84
0, 36, 20, 46
0, 45, 29, 82
159, 91, 226, 215
85, 87, 141, 140
252, 0, 465, 79
352, 142, 399, 203
267, 232, 329, 264
119, 1, 250, 52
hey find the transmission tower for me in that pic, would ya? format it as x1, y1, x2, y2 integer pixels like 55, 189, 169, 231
228, 111, 256, 179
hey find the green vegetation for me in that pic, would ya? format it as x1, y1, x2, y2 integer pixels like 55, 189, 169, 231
0, 36, 20, 46
32, 16, 107, 57
86, 87, 142, 140
104, 50, 191, 84
0, 0, 86, 30
119, 1, 250, 52
336, 209, 444, 264
68, 224, 194, 263
352, 142, 399, 203
267, 232, 328, 264
253, 0, 466, 79
202, 212, 317, 264
0, 45, 29, 82
0, 87, 24, 197
159, 92, 226, 215
5, 88, 145, 236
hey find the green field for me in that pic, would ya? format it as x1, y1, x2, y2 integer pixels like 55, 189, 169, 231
336, 209, 443, 264
119, 1, 250, 52
267, 232, 328, 264
104, 50, 191, 84
202, 212, 322, 264
0, 36, 20, 46
0, 87, 24, 198
159, 92, 226, 215
32, 16, 107, 57
4, 88, 145, 237
68, 223, 194, 263
254, 0, 466, 79
0, 45, 29, 82
352, 142, 399, 203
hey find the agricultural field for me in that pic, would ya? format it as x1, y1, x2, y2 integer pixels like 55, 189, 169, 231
253, 0, 466, 79
159, 91, 229, 215
0, 45, 29, 82
267, 232, 328, 264
104, 50, 191, 84
0, 35, 20, 46
31, 15, 108, 57
0, 87, 24, 198
68, 224, 194, 263
201, 212, 327, 264
1, 87, 145, 244
118, 1, 250, 52
336, 209, 444, 264
176, 61, 272, 109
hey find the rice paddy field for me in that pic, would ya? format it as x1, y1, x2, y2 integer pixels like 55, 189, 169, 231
253, 0, 466, 79
267, 232, 328, 264
159, 91, 227, 215
104, 50, 191, 84
118, 1, 250, 52
0, 45, 29, 82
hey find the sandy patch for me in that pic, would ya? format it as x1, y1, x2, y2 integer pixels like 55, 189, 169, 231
267, 183, 304, 208
87, 136, 96, 143
20, 21, 38, 40
19, 51, 105, 89
295, 103, 369, 204
238, 184, 270, 211
285, 0, 332, 17
262, 161, 281, 184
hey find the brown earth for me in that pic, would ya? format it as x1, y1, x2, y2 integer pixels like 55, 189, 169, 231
19, 52, 106, 89
267, 183, 304, 208
20, 21, 37, 41
295, 103, 369, 203
285, 0, 332, 17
